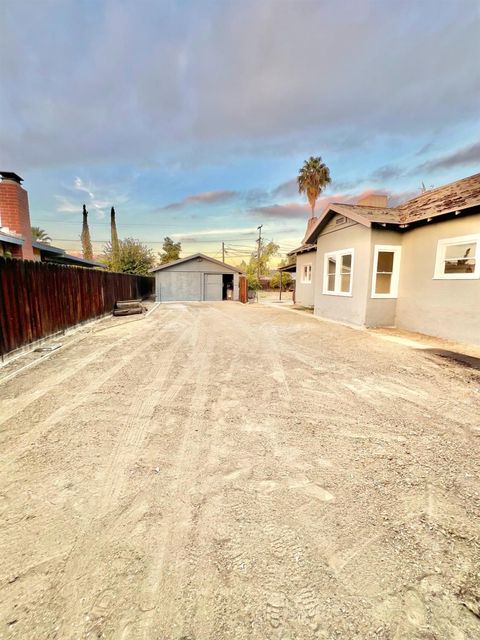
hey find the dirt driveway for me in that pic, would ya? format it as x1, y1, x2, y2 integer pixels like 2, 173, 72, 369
1, 302, 479, 640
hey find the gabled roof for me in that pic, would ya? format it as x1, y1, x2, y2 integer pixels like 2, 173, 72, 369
150, 252, 243, 273
305, 172, 480, 244
397, 172, 480, 222
287, 243, 317, 257
328, 203, 401, 224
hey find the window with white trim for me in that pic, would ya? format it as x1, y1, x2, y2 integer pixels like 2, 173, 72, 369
371, 245, 402, 298
301, 263, 312, 284
434, 235, 480, 279
323, 249, 354, 296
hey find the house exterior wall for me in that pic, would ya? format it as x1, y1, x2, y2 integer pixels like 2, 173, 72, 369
314, 221, 372, 325
395, 215, 480, 344
364, 228, 403, 327
294, 252, 315, 307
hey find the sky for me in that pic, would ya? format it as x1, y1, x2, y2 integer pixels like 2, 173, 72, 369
1, 0, 479, 264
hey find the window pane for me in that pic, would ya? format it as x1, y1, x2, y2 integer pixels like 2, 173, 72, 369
341, 273, 351, 292
341, 254, 351, 272
328, 257, 336, 275
375, 273, 392, 294
444, 242, 476, 260
377, 251, 394, 273
327, 273, 335, 291
444, 258, 476, 274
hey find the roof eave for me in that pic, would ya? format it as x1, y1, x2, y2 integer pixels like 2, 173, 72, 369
0, 233, 24, 246
150, 252, 242, 273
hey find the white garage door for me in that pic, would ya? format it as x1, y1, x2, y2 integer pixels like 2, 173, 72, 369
204, 273, 222, 301
157, 272, 202, 301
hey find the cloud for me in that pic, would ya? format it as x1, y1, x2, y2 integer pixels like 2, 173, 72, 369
370, 164, 404, 182
161, 190, 237, 210
0, 1, 478, 169
249, 203, 310, 219
172, 226, 257, 240
271, 178, 298, 199
415, 140, 480, 173
55, 176, 129, 218
249, 185, 424, 224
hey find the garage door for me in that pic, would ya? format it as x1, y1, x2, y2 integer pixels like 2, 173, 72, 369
204, 273, 222, 301
157, 272, 201, 301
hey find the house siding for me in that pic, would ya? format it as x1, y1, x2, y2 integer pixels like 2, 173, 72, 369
295, 252, 315, 307
364, 228, 403, 327
314, 220, 371, 326
395, 215, 480, 344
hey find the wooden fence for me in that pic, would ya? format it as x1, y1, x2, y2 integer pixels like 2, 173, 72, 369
0, 258, 154, 357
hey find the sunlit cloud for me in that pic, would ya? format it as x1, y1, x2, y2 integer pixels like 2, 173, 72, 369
160, 190, 237, 210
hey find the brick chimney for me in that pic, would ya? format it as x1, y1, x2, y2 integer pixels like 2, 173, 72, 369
357, 193, 388, 208
303, 216, 318, 244
0, 172, 34, 260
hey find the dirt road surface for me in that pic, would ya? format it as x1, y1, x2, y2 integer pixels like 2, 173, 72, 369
1, 302, 479, 640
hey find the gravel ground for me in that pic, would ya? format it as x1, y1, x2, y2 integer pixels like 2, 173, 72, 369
0, 301, 479, 640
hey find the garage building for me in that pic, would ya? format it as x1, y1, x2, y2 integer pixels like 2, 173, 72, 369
151, 253, 243, 302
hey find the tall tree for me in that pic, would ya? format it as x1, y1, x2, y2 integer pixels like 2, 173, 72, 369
158, 236, 181, 264
81, 204, 93, 260
103, 237, 155, 275
297, 156, 331, 219
110, 206, 120, 271
246, 240, 279, 289
31, 226, 51, 243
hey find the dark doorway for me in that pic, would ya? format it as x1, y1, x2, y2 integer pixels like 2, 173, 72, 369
222, 274, 234, 300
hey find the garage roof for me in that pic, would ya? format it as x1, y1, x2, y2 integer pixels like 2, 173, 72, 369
150, 253, 243, 273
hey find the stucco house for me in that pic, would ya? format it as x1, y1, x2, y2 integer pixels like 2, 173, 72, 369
289, 173, 480, 345
151, 253, 243, 302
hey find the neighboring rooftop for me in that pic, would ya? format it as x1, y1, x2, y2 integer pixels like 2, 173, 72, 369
32, 240, 105, 268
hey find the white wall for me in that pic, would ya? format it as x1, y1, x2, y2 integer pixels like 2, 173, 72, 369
314, 222, 372, 325
395, 215, 480, 344
295, 252, 315, 307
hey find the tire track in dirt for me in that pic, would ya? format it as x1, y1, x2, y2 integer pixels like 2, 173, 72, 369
165, 306, 307, 639
0, 308, 176, 430
0, 332, 161, 480
0, 311, 185, 481
134, 320, 215, 640
56, 309, 202, 639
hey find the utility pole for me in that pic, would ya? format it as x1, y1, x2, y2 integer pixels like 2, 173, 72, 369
222, 242, 225, 263
256, 225, 263, 303
256, 225, 263, 285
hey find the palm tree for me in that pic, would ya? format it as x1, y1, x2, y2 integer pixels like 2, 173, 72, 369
81, 204, 93, 260
31, 226, 51, 243
297, 156, 331, 219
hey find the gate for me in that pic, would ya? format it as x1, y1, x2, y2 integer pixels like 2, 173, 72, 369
239, 275, 248, 304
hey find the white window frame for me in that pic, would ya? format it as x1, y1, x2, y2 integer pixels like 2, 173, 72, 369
323, 248, 354, 296
434, 234, 480, 280
371, 245, 402, 299
301, 262, 312, 284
